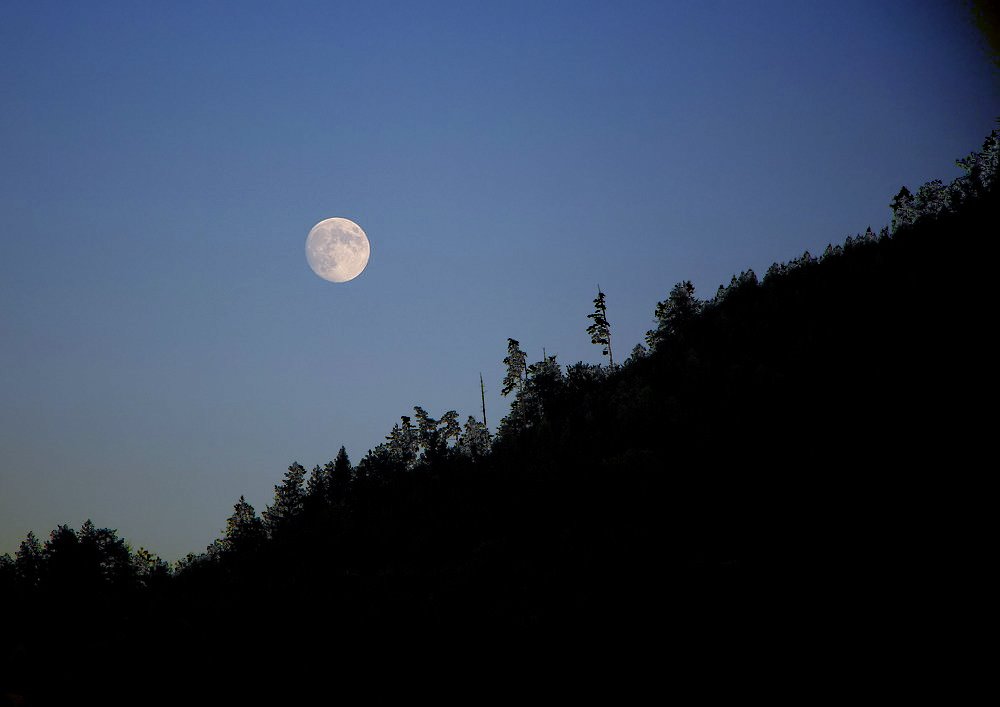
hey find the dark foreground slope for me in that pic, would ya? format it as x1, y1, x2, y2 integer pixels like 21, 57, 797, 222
2, 174, 994, 702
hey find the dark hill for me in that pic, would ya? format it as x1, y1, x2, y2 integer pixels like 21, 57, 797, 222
2, 133, 995, 703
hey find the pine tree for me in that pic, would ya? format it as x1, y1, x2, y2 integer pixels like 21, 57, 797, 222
955, 129, 999, 195
223, 495, 266, 554
526, 354, 563, 410
330, 446, 353, 501
77, 520, 135, 587
626, 343, 648, 365
413, 407, 462, 465
42, 524, 83, 590
133, 547, 170, 587
586, 287, 614, 367
386, 416, 418, 470
458, 416, 491, 459
356, 443, 398, 483
764, 262, 786, 281
914, 179, 949, 218
413, 406, 439, 460
714, 269, 758, 304
502, 338, 527, 397
890, 186, 916, 232
306, 463, 331, 504
646, 281, 701, 349
499, 354, 563, 436
264, 462, 307, 535
0, 553, 14, 588
15, 531, 43, 588
439, 410, 461, 450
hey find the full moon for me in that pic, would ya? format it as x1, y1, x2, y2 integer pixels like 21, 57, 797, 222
305, 217, 371, 283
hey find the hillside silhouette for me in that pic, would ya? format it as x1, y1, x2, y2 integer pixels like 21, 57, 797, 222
1, 131, 996, 702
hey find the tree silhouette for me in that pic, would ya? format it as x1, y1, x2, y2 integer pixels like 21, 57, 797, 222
646, 280, 701, 349
330, 446, 353, 501
714, 268, 758, 304
0, 552, 14, 588
413, 406, 442, 464
77, 519, 134, 588
914, 179, 949, 218
890, 186, 916, 232
498, 352, 564, 437
386, 415, 419, 470
223, 496, 266, 554
586, 287, 614, 366
14, 531, 43, 589
458, 415, 491, 459
502, 338, 527, 397
956, 130, 999, 197
133, 547, 170, 588
5, 125, 999, 704
398, 406, 463, 466
625, 343, 647, 365
42, 524, 82, 592
263, 462, 307, 536
526, 354, 563, 411
970, 0, 1000, 68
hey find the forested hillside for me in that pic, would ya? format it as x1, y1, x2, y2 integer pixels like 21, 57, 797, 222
2, 131, 996, 702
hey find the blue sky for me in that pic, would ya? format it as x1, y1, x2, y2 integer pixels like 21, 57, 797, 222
1, 0, 996, 560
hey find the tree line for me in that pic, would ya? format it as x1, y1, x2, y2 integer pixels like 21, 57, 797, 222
1, 128, 996, 703
3, 128, 995, 585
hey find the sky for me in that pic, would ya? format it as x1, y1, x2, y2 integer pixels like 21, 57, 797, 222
1, 0, 996, 561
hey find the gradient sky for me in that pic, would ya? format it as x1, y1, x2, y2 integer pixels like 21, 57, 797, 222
1, 1, 996, 560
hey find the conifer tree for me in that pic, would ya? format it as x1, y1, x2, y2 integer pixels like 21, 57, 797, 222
264, 462, 307, 535
386, 416, 418, 469
914, 179, 949, 218
458, 416, 491, 459
356, 442, 397, 483
499, 353, 563, 436
525, 354, 563, 408
502, 338, 527, 397
764, 262, 786, 281
76, 520, 134, 587
413, 406, 439, 456
133, 547, 170, 587
0, 553, 14, 587
646, 281, 701, 349
330, 446, 353, 500
306, 464, 330, 503
586, 287, 614, 367
224, 495, 266, 554
890, 186, 916, 232
439, 410, 461, 450
42, 524, 82, 590
955, 129, 998, 195
626, 343, 647, 365
15, 531, 43, 588
412, 407, 462, 465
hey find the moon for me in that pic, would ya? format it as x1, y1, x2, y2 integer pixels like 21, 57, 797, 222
305, 217, 371, 283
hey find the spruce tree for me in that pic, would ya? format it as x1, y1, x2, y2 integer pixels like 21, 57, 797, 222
330, 446, 353, 501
